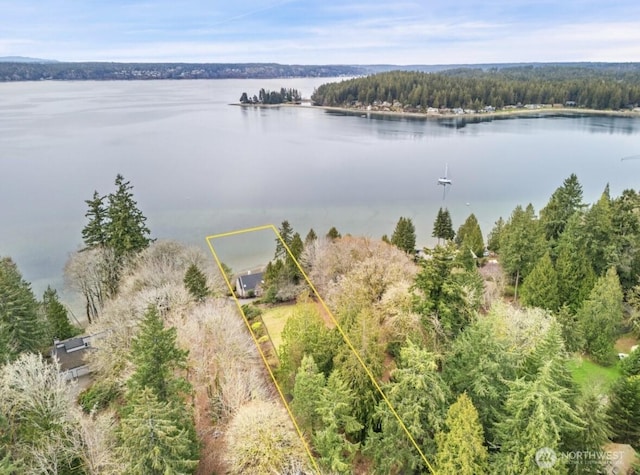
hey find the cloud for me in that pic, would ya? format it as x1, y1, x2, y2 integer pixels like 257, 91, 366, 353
2, 0, 640, 63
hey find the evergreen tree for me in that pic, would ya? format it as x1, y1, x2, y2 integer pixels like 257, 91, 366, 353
520, 252, 560, 311
432, 207, 455, 243
81, 190, 108, 248
390, 216, 416, 255
582, 186, 615, 276
610, 189, 640, 291
42, 286, 78, 341
128, 305, 189, 402
275, 220, 294, 260
577, 267, 624, 365
487, 216, 504, 252
442, 314, 517, 444
304, 228, 317, 245
277, 306, 339, 394
499, 203, 546, 300
106, 174, 152, 259
621, 347, 640, 376
0, 257, 45, 359
326, 226, 341, 240
555, 213, 596, 312
569, 391, 611, 474
540, 173, 584, 246
493, 362, 584, 474
413, 244, 484, 341
118, 388, 199, 475
607, 375, 640, 447
365, 341, 449, 473
286, 232, 304, 282
183, 264, 209, 302
455, 213, 484, 258
313, 372, 363, 474
291, 355, 325, 434
435, 393, 489, 475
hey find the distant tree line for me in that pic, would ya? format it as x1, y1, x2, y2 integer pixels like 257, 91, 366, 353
311, 67, 640, 110
239, 87, 302, 105
0, 62, 365, 82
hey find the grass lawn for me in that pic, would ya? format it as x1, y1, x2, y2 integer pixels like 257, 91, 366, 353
259, 302, 318, 350
567, 355, 622, 392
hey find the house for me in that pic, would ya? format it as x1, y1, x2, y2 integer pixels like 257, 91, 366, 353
235, 271, 265, 298
51, 335, 93, 381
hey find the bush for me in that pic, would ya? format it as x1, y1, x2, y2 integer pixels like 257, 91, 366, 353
78, 379, 120, 413
241, 303, 262, 321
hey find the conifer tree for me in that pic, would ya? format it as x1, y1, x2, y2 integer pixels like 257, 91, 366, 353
326, 226, 341, 241
487, 216, 504, 252
520, 252, 560, 311
118, 388, 199, 475
442, 314, 517, 443
42, 286, 78, 341
390, 216, 417, 255
432, 207, 455, 243
569, 391, 611, 474
304, 228, 317, 245
493, 362, 584, 474
582, 186, 615, 276
0, 257, 45, 359
291, 355, 325, 434
577, 267, 623, 365
128, 305, 189, 402
540, 173, 584, 245
81, 191, 108, 249
555, 213, 596, 312
607, 375, 640, 446
286, 232, 304, 282
621, 347, 640, 376
365, 341, 449, 473
499, 203, 546, 299
313, 372, 363, 474
435, 393, 489, 475
274, 220, 294, 260
455, 213, 484, 257
106, 174, 152, 259
183, 264, 209, 302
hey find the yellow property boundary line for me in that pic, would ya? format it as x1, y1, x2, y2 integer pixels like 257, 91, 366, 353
206, 224, 436, 475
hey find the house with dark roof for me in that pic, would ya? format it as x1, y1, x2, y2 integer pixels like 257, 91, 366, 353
235, 271, 265, 298
51, 333, 106, 381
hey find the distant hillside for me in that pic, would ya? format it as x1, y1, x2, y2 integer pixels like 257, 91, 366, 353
0, 56, 58, 63
0, 62, 366, 81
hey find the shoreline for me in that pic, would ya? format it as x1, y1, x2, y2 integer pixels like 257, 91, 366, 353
232, 102, 640, 120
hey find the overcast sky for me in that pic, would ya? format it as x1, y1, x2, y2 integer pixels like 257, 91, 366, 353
2, 0, 640, 64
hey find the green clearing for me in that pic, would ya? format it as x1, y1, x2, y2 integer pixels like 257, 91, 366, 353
567, 355, 622, 392
260, 302, 317, 350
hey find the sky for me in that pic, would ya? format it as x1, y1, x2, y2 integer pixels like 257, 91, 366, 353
1, 0, 640, 64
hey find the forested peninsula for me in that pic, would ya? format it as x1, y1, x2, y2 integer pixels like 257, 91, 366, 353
311, 65, 640, 114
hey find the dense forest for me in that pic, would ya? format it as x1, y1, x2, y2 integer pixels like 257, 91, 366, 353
0, 62, 365, 81
239, 87, 302, 104
2, 172, 640, 473
311, 66, 640, 111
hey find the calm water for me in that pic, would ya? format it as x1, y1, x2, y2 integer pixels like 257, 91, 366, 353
2, 79, 640, 303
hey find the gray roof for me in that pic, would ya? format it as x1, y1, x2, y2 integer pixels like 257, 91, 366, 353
237, 272, 264, 291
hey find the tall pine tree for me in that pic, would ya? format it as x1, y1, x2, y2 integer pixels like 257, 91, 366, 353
0, 257, 45, 359
81, 191, 108, 249
118, 388, 199, 475
520, 252, 560, 311
432, 207, 455, 243
390, 216, 417, 255
435, 393, 489, 475
106, 174, 152, 259
128, 305, 189, 402
42, 286, 78, 341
